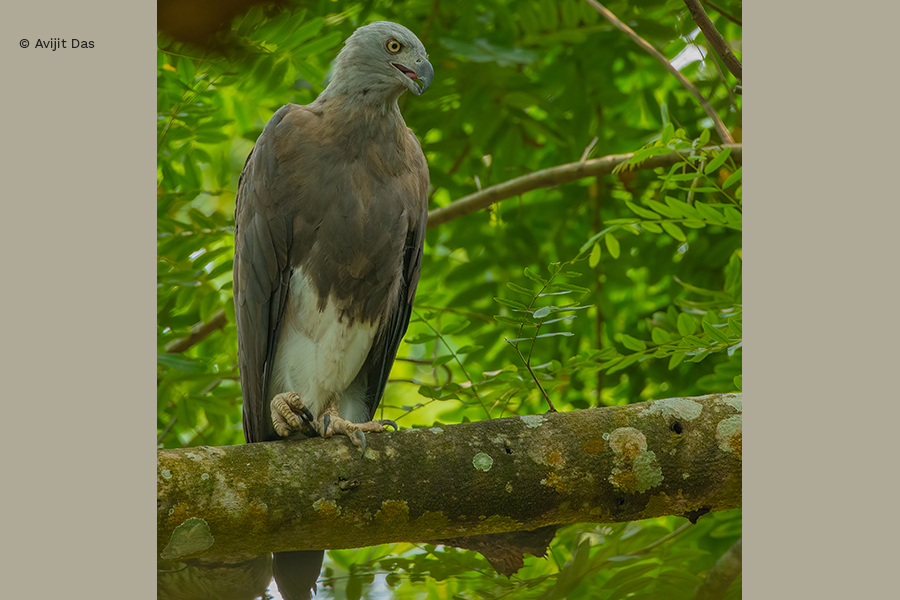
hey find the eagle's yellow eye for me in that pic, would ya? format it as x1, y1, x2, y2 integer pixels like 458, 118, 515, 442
386, 39, 402, 54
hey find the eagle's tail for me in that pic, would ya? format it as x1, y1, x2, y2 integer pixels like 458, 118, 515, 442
272, 550, 325, 600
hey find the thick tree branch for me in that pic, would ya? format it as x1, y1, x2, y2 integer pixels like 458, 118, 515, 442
165, 309, 227, 353
427, 144, 742, 229
582, 0, 734, 144
691, 537, 742, 600
683, 0, 742, 83
158, 393, 741, 562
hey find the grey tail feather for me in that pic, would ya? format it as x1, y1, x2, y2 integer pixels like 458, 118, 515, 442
272, 550, 324, 600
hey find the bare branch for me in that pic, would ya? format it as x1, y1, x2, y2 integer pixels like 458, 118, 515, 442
164, 310, 227, 354
691, 537, 743, 600
427, 144, 742, 229
684, 0, 743, 83
701, 0, 742, 27
582, 0, 734, 144
158, 393, 742, 560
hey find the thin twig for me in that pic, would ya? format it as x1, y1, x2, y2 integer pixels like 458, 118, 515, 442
691, 38, 738, 110
580, 137, 599, 162
690, 537, 742, 600
164, 309, 228, 353
416, 304, 494, 323
506, 341, 556, 412
683, 0, 742, 83
582, 0, 734, 144
427, 144, 742, 229
412, 308, 492, 419
629, 522, 693, 556
701, 0, 742, 27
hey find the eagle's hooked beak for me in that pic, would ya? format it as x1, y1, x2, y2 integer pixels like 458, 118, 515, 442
393, 58, 434, 96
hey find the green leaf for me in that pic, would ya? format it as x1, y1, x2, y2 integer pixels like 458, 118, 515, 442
589, 243, 601, 268
644, 200, 680, 219
704, 147, 732, 174
734, 375, 742, 391
651, 328, 671, 345
283, 16, 324, 50
665, 196, 702, 220
550, 283, 591, 293
602, 562, 659, 590
702, 322, 731, 344
723, 166, 743, 188
607, 352, 641, 373
698, 128, 711, 145
661, 221, 686, 242
524, 267, 546, 283
628, 145, 675, 165
442, 320, 470, 335
293, 30, 343, 58
723, 206, 743, 229
535, 331, 575, 338
641, 221, 663, 233
432, 355, 455, 367
620, 334, 647, 352
507, 282, 534, 295
345, 571, 362, 600
605, 233, 621, 259
456, 344, 484, 354
625, 201, 661, 220
682, 220, 707, 229
666, 172, 704, 182
157, 353, 207, 374
533, 306, 552, 319
494, 297, 529, 310
677, 313, 696, 336
660, 122, 674, 145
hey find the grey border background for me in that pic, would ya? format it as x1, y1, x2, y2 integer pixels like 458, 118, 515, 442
3, 2, 155, 597
3, 1, 899, 598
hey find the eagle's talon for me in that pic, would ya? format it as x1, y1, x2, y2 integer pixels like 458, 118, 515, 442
380, 419, 399, 431
357, 431, 367, 455
322, 413, 331, 437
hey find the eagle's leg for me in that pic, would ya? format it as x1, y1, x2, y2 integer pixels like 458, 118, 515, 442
271, 392, 317, 438
315, 405, 398, 454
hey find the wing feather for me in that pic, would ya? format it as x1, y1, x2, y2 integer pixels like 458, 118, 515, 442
360, 129, 430, 421
234, 105, 296, 443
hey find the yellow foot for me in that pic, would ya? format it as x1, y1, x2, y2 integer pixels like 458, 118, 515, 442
270, 392, 315, 438
316, 408, 398, 454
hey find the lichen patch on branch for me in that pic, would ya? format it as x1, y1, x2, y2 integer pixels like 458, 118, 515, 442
643, 397, 703, 421
520, 414, 546, 428
607, 427, 664, 493
716, 416, 742, 456
161, 517, 215, 560
473, 452, 494, 472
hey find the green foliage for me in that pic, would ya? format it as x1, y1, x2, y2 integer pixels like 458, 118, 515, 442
158, 0, 742, 596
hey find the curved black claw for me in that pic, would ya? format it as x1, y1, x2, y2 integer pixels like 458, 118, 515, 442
323, 413, 331, 437
357, 430, 367, 455
298, 405, 315, 424
380, 420, 399, 431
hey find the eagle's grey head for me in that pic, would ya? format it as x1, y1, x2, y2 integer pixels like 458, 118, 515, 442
326, 21, 434, 101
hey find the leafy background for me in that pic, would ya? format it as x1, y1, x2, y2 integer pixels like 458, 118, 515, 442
157, 0, 742, 598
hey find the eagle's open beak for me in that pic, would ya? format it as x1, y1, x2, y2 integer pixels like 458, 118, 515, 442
393, 59, 434, 95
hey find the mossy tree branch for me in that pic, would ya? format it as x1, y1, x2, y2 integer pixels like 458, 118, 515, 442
158, 393, 741, 562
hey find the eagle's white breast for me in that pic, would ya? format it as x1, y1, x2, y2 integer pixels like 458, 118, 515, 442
268, 268, 378, 423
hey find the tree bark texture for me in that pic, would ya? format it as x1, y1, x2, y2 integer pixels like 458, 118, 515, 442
158, 393, 741, 562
